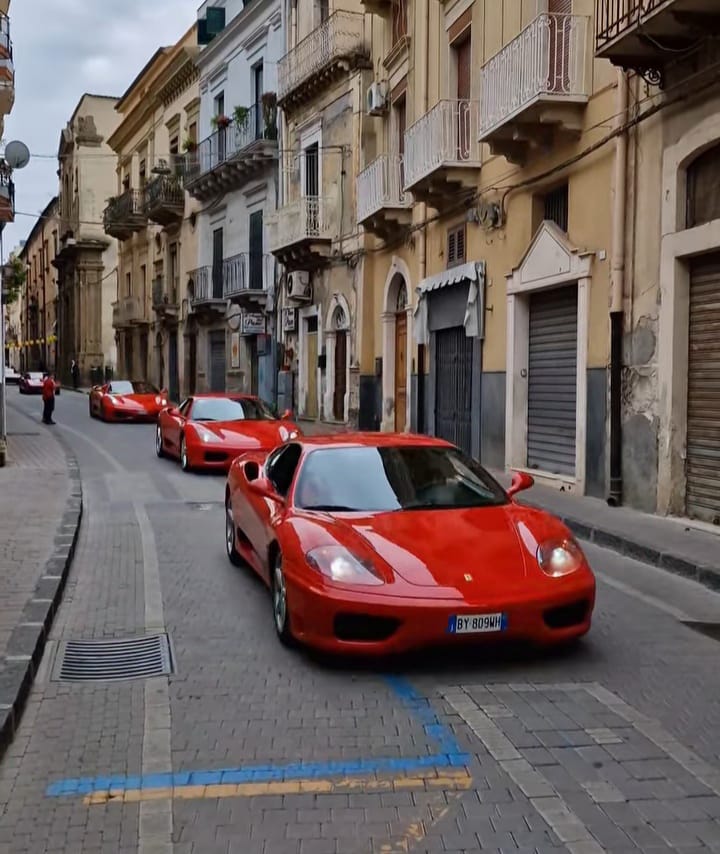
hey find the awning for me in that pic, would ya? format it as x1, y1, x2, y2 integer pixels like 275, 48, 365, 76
414, 261, 485, 345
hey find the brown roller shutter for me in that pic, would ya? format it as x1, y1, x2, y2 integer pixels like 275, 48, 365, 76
686, 255, 720, 523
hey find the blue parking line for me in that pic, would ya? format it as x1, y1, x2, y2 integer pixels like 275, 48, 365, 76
46, 677, 470, 798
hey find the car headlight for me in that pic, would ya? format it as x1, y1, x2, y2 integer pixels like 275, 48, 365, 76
306, 545, 384, 586
536, 538, 585, 577
155, 395, 168, 405
288, 429, 299, 439
194, 425, 222, 444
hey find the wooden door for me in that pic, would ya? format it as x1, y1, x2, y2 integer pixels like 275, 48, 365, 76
455, 36, 472, 159
333, 330, 347, 421
306, 323, 318, 418
394, 313, 407, 432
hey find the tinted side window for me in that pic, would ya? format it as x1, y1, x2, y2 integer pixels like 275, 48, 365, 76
266, 444, 302, 496
178, 398, 192, 416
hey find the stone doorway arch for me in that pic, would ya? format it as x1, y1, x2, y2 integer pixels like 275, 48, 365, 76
382, 257, 413, 432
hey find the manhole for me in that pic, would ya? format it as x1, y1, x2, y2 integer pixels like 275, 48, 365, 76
680, 621, 720, 642
53, 634, 173, 682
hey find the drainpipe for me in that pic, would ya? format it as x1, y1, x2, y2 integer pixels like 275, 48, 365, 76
416, 0, 429, 434
608, 69, 629, 507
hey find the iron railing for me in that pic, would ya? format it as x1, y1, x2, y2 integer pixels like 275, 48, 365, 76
277, 11, 367, 101
356, 154, 410, 223
104, 189, 145, 225
595, 0, 666, 49
144, 175, 184, 212
269, 196, 334, 251
189, 266, 224, 304
185, 105, 277, 182
222, 253, 274, 298
480, 13, 590, 138
403, 100, 481, 189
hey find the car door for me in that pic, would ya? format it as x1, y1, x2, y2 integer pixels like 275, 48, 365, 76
244, 443, 302, 578
167, 398, 192, 452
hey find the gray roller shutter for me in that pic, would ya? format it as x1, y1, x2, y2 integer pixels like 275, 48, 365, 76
686, 256, 720, 523
527, 285, 578, 476
209, 331, 226, 393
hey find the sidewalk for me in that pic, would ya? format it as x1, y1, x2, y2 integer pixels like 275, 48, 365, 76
490, 468, 720, 592
0, 403, 83, 755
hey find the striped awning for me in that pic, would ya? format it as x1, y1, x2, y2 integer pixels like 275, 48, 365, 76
414, 261, 485, 344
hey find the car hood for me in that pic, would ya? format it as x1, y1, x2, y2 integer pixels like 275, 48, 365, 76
111, 394, 160, 408
191, 419, 300, 446
299, 504, 571, 596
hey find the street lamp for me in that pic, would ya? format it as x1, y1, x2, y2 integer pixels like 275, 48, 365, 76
0, 139, 31, 466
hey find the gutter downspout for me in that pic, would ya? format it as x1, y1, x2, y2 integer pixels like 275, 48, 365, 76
608, 69, 629, 507
416, 0, 429, 434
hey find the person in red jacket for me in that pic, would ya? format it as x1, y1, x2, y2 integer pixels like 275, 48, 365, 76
42, 372, 56, 425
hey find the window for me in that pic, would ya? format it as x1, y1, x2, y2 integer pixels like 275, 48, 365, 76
266, 444, 303, 496
543, 183, 569, 232
190, 397, 276, 422
686, 143, 720, 228
140, 265, 147, 305
391, 0, 408, 46
188, 122, 197, 144
214, 92, 225, 118
139, 159, 147, 189
253, 63, 264, 139
249, 211, 264, 290
446, 224, 466, 268
212, 228, 224, 299
169, 243, 179, 302
126, 272, 132, 297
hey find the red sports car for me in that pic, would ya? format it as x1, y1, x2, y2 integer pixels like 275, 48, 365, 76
224, 434, 596, 655
89, 379, 168, 422
19, 372, 60, 395
156, 394, 302, 472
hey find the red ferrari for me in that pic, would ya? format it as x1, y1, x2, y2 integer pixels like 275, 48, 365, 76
19, 372, 60, 395
224, 434, 596, 655
89, 380, 168, 422
155, 394, 302, 472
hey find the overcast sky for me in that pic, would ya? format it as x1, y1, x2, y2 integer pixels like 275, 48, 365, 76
3, 0, 200, 255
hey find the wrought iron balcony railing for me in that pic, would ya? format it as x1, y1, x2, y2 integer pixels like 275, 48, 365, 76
356, 154, 410, 223
269, 196, 334, 252
222, 252, 273, 298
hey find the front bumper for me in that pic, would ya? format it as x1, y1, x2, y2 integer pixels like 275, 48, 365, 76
188, 444, 269, 471
105, 407, 161, 422
286, 573, 596, 655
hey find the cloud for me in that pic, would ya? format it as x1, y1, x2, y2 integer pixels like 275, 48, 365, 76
2, 0, 199, 253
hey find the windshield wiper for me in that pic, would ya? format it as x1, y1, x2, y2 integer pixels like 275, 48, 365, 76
302, 504, 360, 512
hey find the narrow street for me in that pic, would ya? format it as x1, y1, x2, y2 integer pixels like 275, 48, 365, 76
1, 390, 719, 854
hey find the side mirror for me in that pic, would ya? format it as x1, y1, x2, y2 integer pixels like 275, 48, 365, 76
165, 405, 179, 416
507, 471, 534, 498
281, 408, 292, 420
249, 476, 284, 503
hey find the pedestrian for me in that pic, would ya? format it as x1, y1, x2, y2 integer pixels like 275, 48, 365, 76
71, 358, 79, 390
42, 371, 56, 425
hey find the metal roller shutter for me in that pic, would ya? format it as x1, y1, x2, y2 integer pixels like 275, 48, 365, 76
686, 256, 720, 523
209, 332, 226, 393
435, 326, 473, 456
527, 285, 578, 476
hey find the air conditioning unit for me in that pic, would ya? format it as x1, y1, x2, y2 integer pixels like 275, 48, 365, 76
286, 271, 312, 302
366, 82, 388, 116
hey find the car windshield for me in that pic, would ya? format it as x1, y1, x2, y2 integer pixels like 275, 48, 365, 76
189, 397, 276, 422
27, 373, 43, 380
294, 445, 509, 512
109, 381, 158, 395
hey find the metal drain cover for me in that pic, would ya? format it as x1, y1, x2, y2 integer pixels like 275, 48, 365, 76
54, 634, 173, 682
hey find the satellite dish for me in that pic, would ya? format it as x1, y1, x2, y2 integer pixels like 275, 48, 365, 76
4, 141, 30, 169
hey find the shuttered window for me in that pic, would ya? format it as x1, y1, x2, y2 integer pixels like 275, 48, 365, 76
686, 143, 720, 229
447, 225, 466, 268
527, 285, 578, 476
686, 255, 720, 523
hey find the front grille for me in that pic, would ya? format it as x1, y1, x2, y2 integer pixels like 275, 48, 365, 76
333, 613, 400, 642
203, 451, 229, 463
543, 599, 590, 630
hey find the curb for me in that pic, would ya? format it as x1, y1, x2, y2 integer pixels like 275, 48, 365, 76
522, 499, 720, 593
0, 420, 83, 760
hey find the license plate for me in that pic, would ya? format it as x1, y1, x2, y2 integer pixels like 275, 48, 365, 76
447, 613, 507, 634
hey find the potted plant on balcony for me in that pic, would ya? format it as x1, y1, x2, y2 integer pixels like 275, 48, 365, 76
262, 92, 278, 140
211, 114, 231, 130
182, 137, 197, 153
233, 105, 250, 133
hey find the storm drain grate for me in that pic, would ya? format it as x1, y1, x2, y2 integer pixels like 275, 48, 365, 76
54, 634, 173, 682
680, 621, 720, 642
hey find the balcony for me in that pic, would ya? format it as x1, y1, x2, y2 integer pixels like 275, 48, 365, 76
277, 11, 370, 110
595, 0, 720, 82
103, 190, 147, 241
267, 196, 335, 271
188, 266, 226, 314
112, 295, 146, 328
151, 277, 180, 321
0, 168, 14, 224
403, 100, 481, 208
222, 252, 274, 310
0, 15, 13, 115
357, 154, 411, 239
184, 106, 278, 201
479, 13, 590, 165
144, 174, 184, 227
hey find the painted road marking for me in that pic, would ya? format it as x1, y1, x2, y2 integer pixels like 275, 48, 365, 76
83, 769, 474, 805
47, 675, 471, 800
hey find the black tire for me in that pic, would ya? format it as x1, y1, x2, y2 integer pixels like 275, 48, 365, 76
271, 549, 294, 646
155, 424, 165, 458
89, 401, 95, 418
225, 496, 243, 567
180, 436, 190, 472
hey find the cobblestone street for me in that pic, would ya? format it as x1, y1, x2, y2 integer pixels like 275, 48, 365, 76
0, 390, 719, 854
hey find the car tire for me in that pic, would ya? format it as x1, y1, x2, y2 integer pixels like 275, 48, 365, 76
225, 497, 243, 567
180, 436, 190, 472
89, 400, 94, 418
271, 549, 294, 647
155, 424, 165, 458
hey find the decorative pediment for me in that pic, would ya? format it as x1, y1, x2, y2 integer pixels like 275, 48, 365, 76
507, 220, 593, 295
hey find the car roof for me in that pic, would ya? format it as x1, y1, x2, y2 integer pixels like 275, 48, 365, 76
295, 432, 454, 451
190, 393, 258, 401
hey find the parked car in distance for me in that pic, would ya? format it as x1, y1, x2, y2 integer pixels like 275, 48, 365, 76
19, 372, 60, 395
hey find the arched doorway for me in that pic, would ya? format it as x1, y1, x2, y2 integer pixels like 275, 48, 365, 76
394, 281, 408, 431
332, 305, 348, 421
